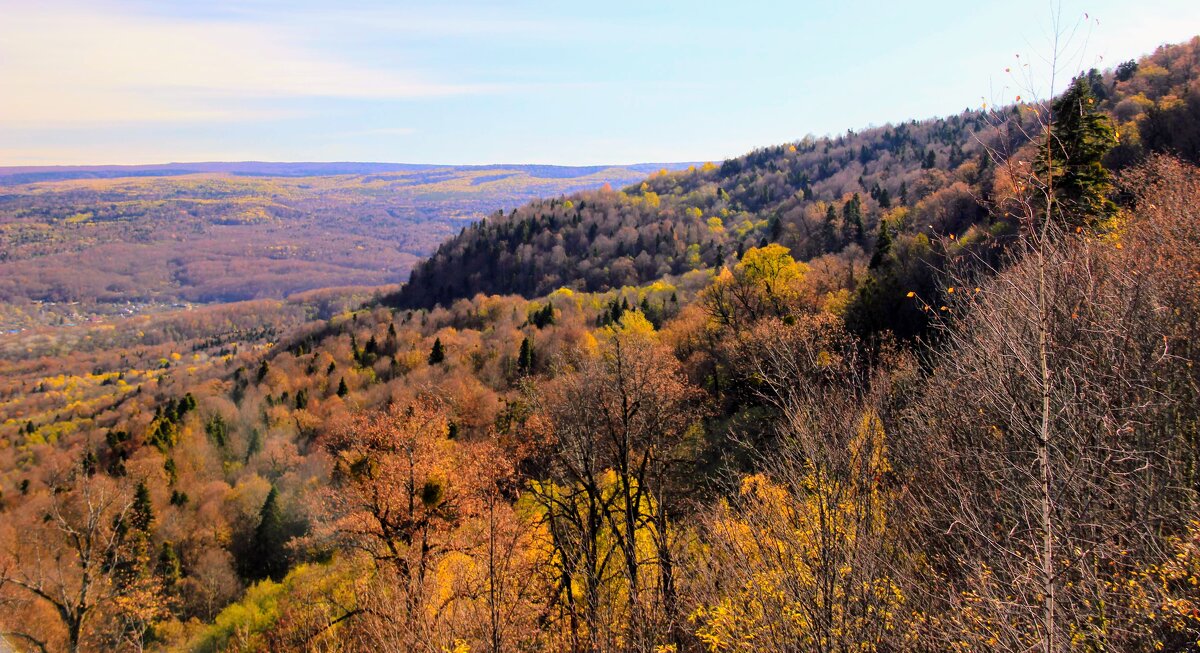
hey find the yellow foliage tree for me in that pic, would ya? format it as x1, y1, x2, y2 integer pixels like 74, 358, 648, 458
689, 411, 915, 652
702, 244, 811, 327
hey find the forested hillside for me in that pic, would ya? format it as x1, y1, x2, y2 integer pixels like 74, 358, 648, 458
0, 37, 1199, 653
395, 37, 1200, 339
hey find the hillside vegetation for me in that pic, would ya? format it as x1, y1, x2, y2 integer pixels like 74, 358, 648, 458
0, 37, 1198, 653
395, 37, 1200, 340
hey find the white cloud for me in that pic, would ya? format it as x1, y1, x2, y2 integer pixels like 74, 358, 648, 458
0, 1, 495, 126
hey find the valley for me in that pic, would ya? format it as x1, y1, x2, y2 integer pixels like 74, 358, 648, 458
0, 163, 686, 331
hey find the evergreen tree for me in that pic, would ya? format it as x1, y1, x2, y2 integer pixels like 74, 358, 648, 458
1035, 76, 1119, 229
1115, 59, 1138, 82
428, 337, 446, 365
256, 360, 269, 384
157, 541, 182, 587
205, 414, 228, 448
385, 323, 399, 355
822, 204, 838, 247
81, 449, 97, 477
130, 481, 155, 533
769, 214, 783, 241
336, 378, 349, 397
251, 487, 289, 581
640, 297, 654, 324
517, 337, 535, 375
532, 303, 555, 328
245, 428, 262, 462
869, 220, 893, 269
842, 194, 865, 243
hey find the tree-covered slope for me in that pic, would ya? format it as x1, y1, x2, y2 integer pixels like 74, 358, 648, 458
393, 37, 1200, 313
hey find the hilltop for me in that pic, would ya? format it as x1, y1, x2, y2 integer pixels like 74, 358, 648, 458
394, 37, 1200, 341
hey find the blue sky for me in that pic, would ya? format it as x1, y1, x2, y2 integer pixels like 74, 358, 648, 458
1, 0, 1196, 166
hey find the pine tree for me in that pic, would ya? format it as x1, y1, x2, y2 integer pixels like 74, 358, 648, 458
532, 303, 555, 328
428, 337, 446, 365
245, 428, 262, 462
769, 214, 783, 241
1035, 76, 1119, 230
130, 482, 155, 533
336, 378, 349, 397
81, 449, 98, 477
157, 541, 181, 587
385, 323, 398, 355
517, 337, 534, 375
251, 487, 289, 581
205, 414, 228, 448
842, 194, 865, 244
870, 221, 893, 269
256, 360, 270, 384
822, 204, 838, 246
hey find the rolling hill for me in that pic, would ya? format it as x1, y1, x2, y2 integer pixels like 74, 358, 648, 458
0, 163, 690, 331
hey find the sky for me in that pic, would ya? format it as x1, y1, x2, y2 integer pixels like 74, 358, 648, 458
1, 0, 1197, 167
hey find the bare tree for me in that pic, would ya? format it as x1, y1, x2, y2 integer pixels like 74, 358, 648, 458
895, 204, 1197, 650
530, 313, 704, 651
687, 315, 916, 652
0, 470, 138, 653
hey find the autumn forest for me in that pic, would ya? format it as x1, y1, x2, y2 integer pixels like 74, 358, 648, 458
2, 28, 1200, 653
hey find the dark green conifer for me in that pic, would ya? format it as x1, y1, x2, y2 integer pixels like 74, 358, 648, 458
130, 481, 155, 532
428, 337, 446, 365
870, 221, 893, 269
251, 487, 289, 581
157, 541, 182, 586
517, 337, 534, 375
1035, 76, 1119, 229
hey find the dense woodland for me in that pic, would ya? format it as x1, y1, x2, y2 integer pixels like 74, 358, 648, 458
1, 37, 1199, 653
396, 37, 1200, 340
0, 164, 665, 330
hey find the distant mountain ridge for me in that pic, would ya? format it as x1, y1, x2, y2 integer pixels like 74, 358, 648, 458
0, 161, 697, 186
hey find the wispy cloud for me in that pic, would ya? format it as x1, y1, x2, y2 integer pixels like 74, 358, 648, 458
0, 1, 498, 126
